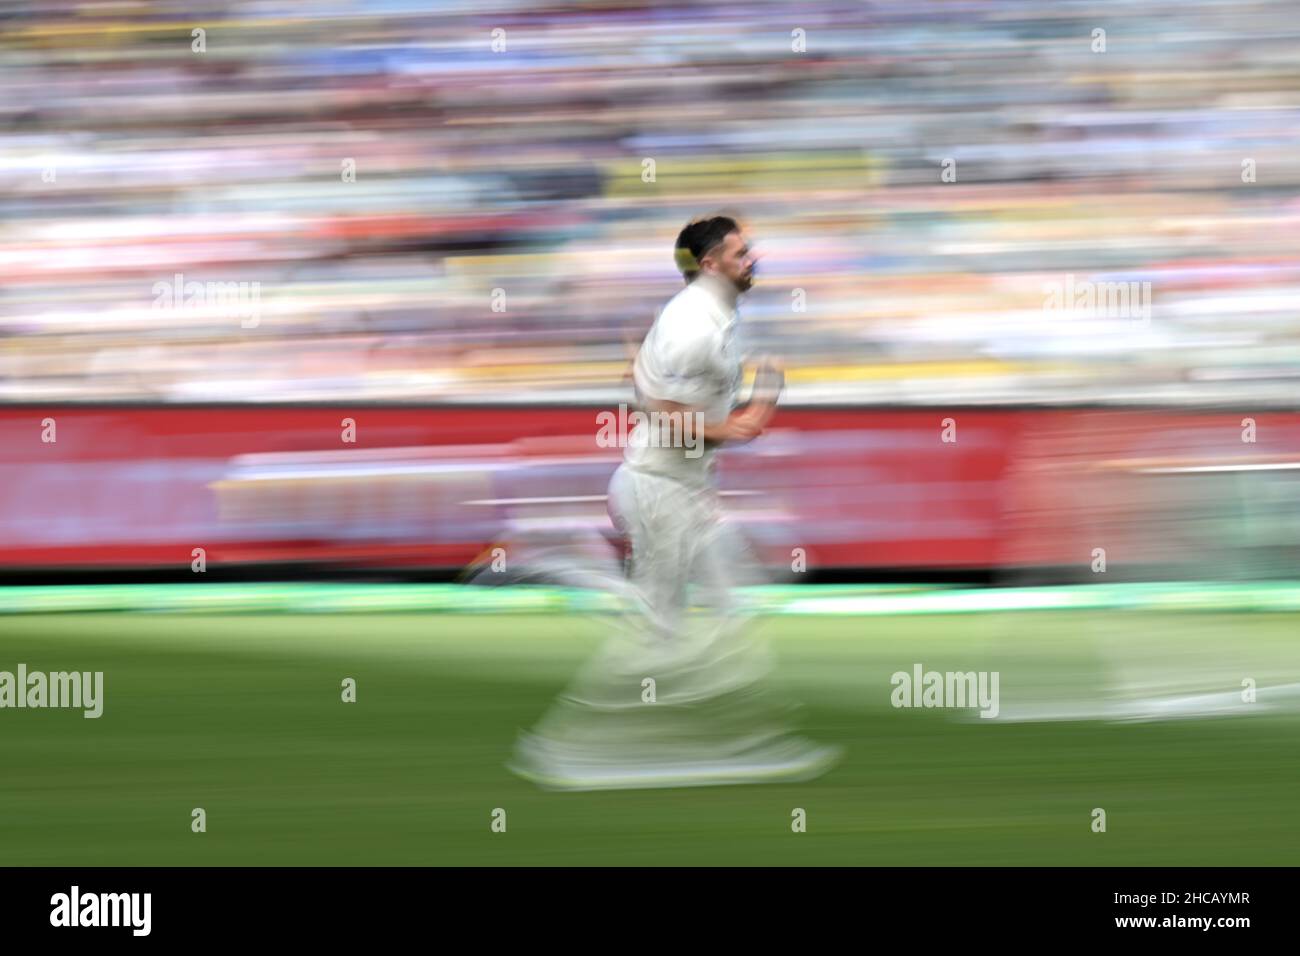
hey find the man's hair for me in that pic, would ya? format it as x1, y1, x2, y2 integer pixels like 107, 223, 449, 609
674, 215, 739, 282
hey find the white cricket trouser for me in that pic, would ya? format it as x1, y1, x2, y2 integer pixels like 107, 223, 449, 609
606, 463, 757, 640
513, 463, 798, 774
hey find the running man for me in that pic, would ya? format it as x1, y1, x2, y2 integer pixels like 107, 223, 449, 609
509, 214, 839, 790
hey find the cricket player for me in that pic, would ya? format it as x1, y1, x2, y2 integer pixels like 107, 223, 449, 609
510, 215, 839, 790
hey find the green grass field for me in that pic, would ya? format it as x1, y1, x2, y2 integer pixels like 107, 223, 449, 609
2, 606, 1298, 865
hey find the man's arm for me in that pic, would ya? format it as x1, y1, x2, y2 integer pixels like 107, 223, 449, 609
640, 398, 767, 445
725, 355, 784, 438
643, 353, 783, 447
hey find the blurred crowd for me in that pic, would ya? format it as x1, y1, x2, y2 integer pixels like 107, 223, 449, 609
3, 0, 1299, 404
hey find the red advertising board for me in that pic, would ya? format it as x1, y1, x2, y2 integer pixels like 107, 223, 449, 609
1, 406, 1296, 572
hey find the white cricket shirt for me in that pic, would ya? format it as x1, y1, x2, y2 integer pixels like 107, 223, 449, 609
624, 273, 744, 487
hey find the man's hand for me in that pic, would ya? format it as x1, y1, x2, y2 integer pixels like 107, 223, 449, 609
750, 355, 786, 406
736, 399, 775, 432
714, 400, 774, 444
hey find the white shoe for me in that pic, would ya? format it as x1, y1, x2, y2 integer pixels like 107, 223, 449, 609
508, 735, 842, 792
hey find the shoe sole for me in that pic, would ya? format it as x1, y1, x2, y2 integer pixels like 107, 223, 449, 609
507, 745, 842, 792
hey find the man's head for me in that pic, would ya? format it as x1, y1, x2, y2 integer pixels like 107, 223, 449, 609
674, 215, 756, 292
